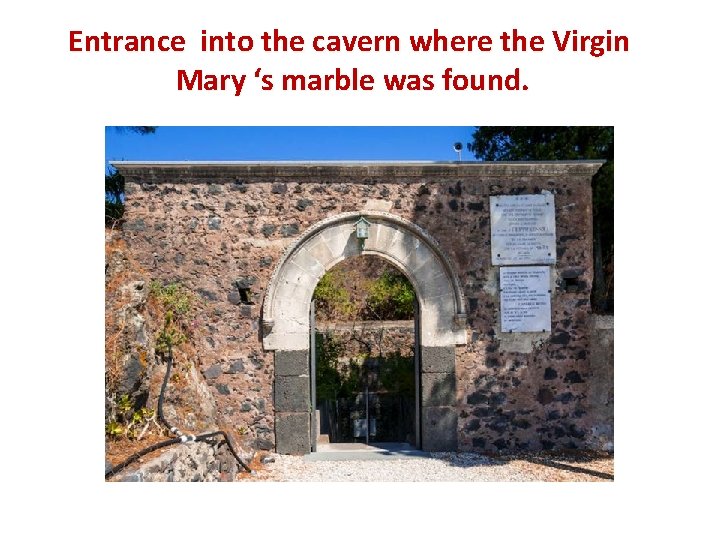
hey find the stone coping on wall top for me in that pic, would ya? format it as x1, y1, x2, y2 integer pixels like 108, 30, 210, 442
111, 160, 604, 181
316, 320, 415, 331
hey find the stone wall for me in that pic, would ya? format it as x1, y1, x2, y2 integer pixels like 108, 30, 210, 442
115, 161, 609, 454
116, 440, 239, 482
586, 315, 614, 451
106, 231, 223, 437
316, 321, 415, 359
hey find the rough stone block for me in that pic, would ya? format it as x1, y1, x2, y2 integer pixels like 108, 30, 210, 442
422, 407, 458, 452
275, 349, 309, 376
275, 412, 311, 455
203, 364, 223, 379
281, 223, 299, 237
124, 218, 146, 232
421, 372, 456, 407
362, 198, 393, 212
421, 346, 456, 373
275, 375, 310, 412
227, 359, 245, 373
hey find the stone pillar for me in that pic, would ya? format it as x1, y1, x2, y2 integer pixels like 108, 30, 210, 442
274, 350, 311, 455
587, 315, 614, 452
421, 346, 458, 451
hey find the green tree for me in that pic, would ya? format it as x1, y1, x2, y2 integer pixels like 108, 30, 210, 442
114, 126, 157, 135
469, 126, 613, 312
313, 270, 354, 320
105, 167, 125, 226
364, 270, 416, 320
105, 127, 157, 226
313, 263, 416, 321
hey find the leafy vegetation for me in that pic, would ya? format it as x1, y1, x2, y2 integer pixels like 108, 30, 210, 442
105, 127, 156, 228
315, 333, 364, 400
314, 332, 415, 442
315, 333, 344, 401
313, 260, 416, 321
105, 393, 157, 440
105, 168, 125, 226
113, 126, 157, 135
315, 332, 414, 400
313, 271, 354, 320
148, 280, 195, 354
365, 271, 415, 320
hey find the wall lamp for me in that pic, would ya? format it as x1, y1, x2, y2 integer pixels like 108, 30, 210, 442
354, 217, 370, 250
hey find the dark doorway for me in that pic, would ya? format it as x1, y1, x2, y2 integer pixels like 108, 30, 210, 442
309, 256, 420, 450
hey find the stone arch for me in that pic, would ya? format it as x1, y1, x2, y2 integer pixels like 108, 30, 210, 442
263, 211, 466, 454
263, 211, 467, 350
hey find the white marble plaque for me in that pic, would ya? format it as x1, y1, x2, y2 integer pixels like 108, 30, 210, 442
490, 193, 556, 265
500, 266, 551, 333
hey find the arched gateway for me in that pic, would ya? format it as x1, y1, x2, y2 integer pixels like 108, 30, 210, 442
263, 211, 467, 453
114, 161, 610, 455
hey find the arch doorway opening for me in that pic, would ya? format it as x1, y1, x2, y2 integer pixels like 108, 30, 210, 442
263, 211, 466, 455
309, 255, 420, 451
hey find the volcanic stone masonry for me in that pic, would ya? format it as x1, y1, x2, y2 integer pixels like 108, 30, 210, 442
114, 161, 611, 454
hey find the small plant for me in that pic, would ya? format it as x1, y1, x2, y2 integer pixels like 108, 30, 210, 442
149, 280, 195, 353
131, 407, 155, 425
149, 281, 193, 316
156, 311, 187, 353
105, 421, 124, 438
117, 393, 133, 417
126, 407, 156, 439
106, 394, 158, 440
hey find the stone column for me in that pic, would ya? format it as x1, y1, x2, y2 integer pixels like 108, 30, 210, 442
274, 350, 311, 455
421, 346, 458, 451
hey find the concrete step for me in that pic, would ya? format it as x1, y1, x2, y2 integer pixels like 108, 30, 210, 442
306, 442, 430, 462
317, 434, 330, 444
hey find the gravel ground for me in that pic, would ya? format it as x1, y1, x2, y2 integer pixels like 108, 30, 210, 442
243, 452, 614, 482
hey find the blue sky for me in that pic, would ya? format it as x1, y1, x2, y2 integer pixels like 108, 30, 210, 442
105, 126, 478, 165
